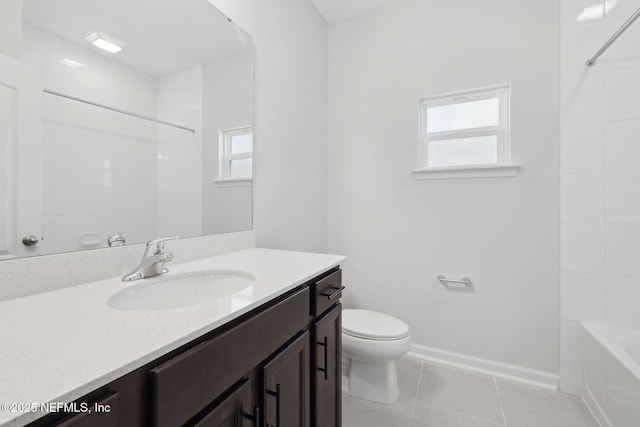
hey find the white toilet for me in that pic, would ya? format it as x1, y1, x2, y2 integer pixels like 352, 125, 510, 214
342, 309, 411, 404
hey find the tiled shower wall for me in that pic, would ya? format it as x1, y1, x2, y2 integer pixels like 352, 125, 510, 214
23, 25, 160, 254
41, 96, 158, 254
560, 0, 640, 393
21, 24, 209, 254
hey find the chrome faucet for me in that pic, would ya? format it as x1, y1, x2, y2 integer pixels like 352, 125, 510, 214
122, 237, 178, 282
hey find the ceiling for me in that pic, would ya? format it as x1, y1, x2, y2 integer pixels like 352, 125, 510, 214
23, 0, 252, 78
311, 0, 404, 23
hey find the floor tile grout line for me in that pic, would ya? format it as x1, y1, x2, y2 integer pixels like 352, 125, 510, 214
412, 397, 506, 426
411, 364, 506, 427
344, 357, 598, 427
493, 377, 508, 427
410, 360, 423, 418
415, 361, 510, 426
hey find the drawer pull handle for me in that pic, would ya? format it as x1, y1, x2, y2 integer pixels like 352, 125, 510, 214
321, 285, 345, 300
266, 383, 281, 427
317, 336, 328, 380
241, 404, 259, 426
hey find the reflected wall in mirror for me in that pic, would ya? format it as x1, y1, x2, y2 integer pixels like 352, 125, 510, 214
0, 0, 253, 259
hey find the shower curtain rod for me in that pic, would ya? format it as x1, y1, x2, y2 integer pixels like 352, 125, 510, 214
43, 89, 196, 133
586, 7, 640, 66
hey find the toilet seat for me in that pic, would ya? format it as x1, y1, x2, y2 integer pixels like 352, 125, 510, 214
342, 309, 409, 341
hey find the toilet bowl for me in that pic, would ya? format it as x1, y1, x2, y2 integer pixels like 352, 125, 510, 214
342, 309, 411, 404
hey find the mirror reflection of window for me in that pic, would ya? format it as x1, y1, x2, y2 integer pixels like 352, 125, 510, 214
220, 127, 253, 180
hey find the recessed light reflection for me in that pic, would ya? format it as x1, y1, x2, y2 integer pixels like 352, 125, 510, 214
86, 31, 127, 54
577, 0, 618, 22
56, 58, 84, 68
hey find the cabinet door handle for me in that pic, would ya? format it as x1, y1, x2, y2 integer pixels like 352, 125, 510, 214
321, 285, 345, 300
317, 336, 328, 380
240, 404, 259, 426
266, 383, 281, 427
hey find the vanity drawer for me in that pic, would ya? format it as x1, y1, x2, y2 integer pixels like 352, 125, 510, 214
150, 287, 310, 427
312, 269, 344, 317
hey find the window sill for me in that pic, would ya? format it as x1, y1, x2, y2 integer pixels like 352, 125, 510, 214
412, 164, 520, 180
214, 178, 253, 187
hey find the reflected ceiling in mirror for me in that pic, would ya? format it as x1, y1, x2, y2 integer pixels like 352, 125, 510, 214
22, 0, 251, 78
0, 0, 253, 260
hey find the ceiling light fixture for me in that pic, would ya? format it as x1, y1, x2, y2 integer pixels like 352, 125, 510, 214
56, 58, 84, 68
85, 31, 127, 53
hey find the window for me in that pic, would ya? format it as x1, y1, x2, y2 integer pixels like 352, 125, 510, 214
219, 126, 253, 182
415, 84, 517, 179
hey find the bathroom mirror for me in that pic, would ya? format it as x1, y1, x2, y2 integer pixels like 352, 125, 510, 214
0, 0, 253, 259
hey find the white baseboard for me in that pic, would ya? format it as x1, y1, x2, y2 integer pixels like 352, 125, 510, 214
407, 343, 559, 391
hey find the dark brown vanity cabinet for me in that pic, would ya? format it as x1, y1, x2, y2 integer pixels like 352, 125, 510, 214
311, 269, 343, 427
28, 267, 342, 427
262, 333, 310, 427
190, 379, 256, 427
149, 287, 310, 427
48, 393, 119, 427
313, 304, 342, 427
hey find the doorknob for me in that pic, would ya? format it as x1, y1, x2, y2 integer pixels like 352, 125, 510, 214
22, 235, 39, 246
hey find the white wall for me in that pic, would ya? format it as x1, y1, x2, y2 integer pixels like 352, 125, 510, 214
559, 0, 640, 393
328, 0, 561, 376
156, 66, 203, 239
202, 51, 253, 235
0, 0, 21, 60
209, 0, 329, 252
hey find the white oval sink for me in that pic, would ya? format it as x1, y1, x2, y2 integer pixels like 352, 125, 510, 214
108, 270, 255, 311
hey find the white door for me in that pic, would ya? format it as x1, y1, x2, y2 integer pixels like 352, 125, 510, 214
0, 54, 43, 258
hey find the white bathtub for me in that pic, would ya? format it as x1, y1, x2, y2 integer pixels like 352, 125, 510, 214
582, 323, 640, 427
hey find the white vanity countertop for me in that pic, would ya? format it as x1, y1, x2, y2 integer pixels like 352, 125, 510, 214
0, 248, 345, 427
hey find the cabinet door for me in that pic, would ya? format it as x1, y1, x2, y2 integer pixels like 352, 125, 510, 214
191, 378, 257, 427
262, 332, 310, 427
313, 304, 342, 427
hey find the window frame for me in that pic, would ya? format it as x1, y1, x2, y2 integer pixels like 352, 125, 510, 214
418, 84, 511, 170
218, 125, 253, 183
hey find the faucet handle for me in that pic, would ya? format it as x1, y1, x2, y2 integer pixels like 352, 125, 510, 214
147, 236, 180, 253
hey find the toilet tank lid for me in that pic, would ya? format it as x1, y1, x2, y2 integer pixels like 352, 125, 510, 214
342, 309, 410, 340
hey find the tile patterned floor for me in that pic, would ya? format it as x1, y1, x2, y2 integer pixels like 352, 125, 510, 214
342, 358, 599, 427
